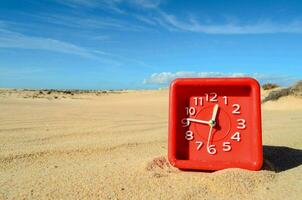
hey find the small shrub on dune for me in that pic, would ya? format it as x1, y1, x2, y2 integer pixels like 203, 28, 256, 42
262, 83, 280, 90
262, 88, 291, 103
290, 80, 302, 96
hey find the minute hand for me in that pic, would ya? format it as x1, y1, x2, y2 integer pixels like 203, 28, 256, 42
185, 118, 210, 125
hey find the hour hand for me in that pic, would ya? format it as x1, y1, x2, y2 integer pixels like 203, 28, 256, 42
211, 104, 219, 121
182, 118, 210, 127
209, 104, 219, 127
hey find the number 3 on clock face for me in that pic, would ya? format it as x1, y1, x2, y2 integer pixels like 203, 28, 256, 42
168, 78, 263, 171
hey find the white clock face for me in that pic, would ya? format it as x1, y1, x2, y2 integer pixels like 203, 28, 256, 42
181, 92, 246, 155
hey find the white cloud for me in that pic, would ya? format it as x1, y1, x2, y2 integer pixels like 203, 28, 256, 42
54, 0, 125, 14
130, 0, 161, 8
50, 0, 302, 34
143, 71, 299, 86
56, 0, 161, 11
0, 28, 96, 58
31, 12, 152, 32
0, 27, 126, 66
157, 11, 302, 34
132, 14, 157, 25
0, 26, 151, 68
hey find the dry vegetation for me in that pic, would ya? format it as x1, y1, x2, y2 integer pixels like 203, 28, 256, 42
0, 88, 124, 100
262, 83, 280, 90
262, 80, 302, 103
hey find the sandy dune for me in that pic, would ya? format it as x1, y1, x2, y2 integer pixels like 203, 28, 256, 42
0, 89, 301, 199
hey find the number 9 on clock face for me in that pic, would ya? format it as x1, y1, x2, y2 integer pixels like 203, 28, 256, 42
168, 78, 263, 171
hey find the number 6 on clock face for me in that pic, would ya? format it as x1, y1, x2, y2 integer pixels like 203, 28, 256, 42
168, 78, 263, 171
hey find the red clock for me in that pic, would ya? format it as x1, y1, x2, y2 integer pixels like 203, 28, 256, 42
168, 78, 263, 171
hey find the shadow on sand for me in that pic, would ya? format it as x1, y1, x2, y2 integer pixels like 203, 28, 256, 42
263, 145, 302, 172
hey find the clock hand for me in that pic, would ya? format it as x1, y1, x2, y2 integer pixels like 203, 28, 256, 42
182, 118, 210, 127
206, 125, 214, 151
206, 104, 219, 153
209, 104, 219, 127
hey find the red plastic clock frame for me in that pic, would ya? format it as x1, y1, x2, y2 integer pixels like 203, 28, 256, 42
168, 77, 263, 171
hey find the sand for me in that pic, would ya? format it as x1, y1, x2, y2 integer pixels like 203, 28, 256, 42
0, 89, 301, 200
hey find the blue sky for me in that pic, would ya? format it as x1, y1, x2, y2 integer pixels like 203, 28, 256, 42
0, 0, 301, 89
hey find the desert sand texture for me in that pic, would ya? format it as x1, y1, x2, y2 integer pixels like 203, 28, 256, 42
0, 88, 301, 200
